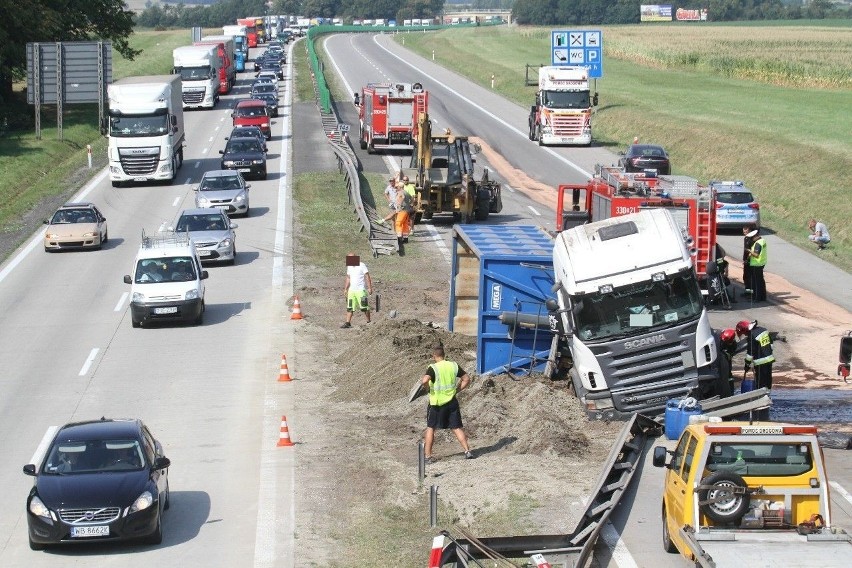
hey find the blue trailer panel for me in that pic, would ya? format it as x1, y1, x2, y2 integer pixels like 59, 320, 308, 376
450, 225, 556, 375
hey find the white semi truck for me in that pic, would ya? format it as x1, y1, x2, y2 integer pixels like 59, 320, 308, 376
172, 44, 220, 109
548, 208, 720, 419
528, 65, 597, 146
104, 75, 185, 187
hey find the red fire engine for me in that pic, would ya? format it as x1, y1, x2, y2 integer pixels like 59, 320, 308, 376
358, 82, 428, 154
556, 165, 718, 281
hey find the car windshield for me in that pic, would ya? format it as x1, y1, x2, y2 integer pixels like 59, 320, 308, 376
109, 114, 169, 137
226, 139, 263, 153
253, 84, 276, 94
177, 66, 212, 81
134, 257, 197, 283
717, 191, 755, 204
542, 89, 590, 109
42, 439, 145, 474
51, 209, 97, 224
177, 214, 228, 232
568, 270, 704, 341
236, 106, 265, 117
200, 175, 243, 192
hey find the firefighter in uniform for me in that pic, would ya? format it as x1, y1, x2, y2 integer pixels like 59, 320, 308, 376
736, 319, 774, 418
420, 344, 473, 463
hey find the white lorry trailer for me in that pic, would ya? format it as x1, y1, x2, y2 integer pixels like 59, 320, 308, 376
548, 208, 720, 419
172, 44, 220, 109
104, 75, 185, 187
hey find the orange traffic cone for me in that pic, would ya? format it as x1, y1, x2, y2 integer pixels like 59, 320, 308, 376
291, 296, 303, 320
279, 354, 292, 382
277, 416, 295, 447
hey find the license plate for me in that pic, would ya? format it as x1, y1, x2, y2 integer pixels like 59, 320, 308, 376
238, 168, 251, 173
216, 205, 230, 210
133, 177, 147, 182
71, 526, 109, 538
198, 250, 212, 257
154, 306, 178, 314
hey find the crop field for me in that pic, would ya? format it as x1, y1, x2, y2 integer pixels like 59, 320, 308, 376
395, 22, 852, 271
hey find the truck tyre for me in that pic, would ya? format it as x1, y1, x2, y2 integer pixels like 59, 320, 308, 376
194, 300, 205, 325
528, 119, 536, 141
536, 125, 544, 146
359, 126, 367, 150
474, 189, 490, 221
697, 471, 750, 524
424, 210, 433, 220
662, 505, 678, 553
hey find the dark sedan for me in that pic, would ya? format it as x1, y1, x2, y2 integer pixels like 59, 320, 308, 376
24, 418, 170, 550
254, 92, 279, 117
219, 136, 268, 180
619, 144, 671, 175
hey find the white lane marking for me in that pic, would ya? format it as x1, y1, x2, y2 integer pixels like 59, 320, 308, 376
30, 426, 59, 466
424, 223, 451, 264
830, 480, 852, 508
0, 168, 108, 286
172, 196, 182, 207
528, 205, 541, 216
183, 178, 192, 186
208, 136, 214, 142
372, 36, 592, 179
505, 186, 516, 193
600, 522, 640, 568
78, 348, 100, 376
220, 116, 225, 122
114, 292, 128, 312
202, 148, 209, 154
195, 162, 201, 169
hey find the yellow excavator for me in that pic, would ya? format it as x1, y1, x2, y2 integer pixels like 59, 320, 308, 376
400, 112, 502, 223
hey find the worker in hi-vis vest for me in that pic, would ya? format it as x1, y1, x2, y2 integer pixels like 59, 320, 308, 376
420, 344, 474, 464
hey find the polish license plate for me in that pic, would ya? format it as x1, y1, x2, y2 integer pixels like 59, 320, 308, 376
154, 306, 178, 315
134, 177, 147, 182
238, 168, 251, 173
198, 250, 212, 257
71, 526, 109, 538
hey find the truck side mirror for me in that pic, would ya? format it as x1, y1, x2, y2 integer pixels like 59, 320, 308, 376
652, 446, 671, 468
123, 275, 132, 284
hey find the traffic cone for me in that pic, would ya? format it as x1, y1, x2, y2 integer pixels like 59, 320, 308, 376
290, 295, 303, 320
278, 354, 292, 382
277, 416, 295, 447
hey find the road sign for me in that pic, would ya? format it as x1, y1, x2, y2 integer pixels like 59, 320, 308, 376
551, 30, 603, 78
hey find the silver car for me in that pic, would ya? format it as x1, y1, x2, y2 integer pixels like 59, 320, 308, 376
171, 208, 238, 265
710, 180, 761, 229
194, 170, 250, 217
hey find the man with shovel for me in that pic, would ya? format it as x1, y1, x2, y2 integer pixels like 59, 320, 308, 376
418, 344, 474, 463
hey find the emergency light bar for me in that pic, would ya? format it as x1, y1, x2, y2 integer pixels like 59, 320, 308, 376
704, 424, 818, 436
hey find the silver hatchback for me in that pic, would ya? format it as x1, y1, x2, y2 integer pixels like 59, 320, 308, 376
171, 208, 238, 265
711, 180, 761, 229
194, 170, 250, 217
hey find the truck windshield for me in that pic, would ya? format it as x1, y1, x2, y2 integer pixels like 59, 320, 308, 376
542, 90, 590, 110
570, 271, 703, 341
109, 114, 169, 137
429, 142, 461, 183
177, 66, 212, 81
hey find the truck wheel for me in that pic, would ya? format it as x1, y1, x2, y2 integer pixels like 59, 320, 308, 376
424, 210, 433, 220
662, 505, 678, 553
536, 125, 543, 146
359, 127, 367, 150
413, 212, 423, 224
474, 189, 490, 221
698, 471, 749, 524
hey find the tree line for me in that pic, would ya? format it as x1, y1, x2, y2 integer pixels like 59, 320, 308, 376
511, 0, 850, 25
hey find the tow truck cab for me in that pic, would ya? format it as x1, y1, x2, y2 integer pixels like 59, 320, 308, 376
653, 422, 851, 567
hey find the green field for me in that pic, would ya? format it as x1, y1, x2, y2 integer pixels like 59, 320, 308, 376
0, 29, 203, 257
394, 23, 852, 271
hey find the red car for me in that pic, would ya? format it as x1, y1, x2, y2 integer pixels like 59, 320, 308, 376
232, 99, 271, 140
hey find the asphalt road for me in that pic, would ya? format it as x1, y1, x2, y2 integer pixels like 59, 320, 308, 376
322, 31, 852, 567
0, 47, 296, 566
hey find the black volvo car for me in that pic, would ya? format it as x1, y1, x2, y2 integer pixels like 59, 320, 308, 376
23, 418, 171, 549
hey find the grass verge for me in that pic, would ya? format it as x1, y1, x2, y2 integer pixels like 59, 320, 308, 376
394, 24, 852, 272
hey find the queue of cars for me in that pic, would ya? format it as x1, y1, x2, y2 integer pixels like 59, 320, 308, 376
25, 43, 286, 550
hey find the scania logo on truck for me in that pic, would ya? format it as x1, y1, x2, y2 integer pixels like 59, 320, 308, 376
624, 334, 667, 350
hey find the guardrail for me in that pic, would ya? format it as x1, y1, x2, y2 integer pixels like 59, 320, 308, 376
303, 40, 399, 257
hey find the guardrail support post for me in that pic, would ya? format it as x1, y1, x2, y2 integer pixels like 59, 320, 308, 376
429, 485, 439, 527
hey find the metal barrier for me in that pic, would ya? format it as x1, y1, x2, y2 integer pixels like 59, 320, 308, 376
303, 40, 399, 257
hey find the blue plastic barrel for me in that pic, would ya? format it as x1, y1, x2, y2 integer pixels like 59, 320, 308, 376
741, 378, 755, 394
665, 398, 702, 440
664, 400, 681, 440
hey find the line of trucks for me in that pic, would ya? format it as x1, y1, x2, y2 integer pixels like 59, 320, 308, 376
103, 21, 259, 187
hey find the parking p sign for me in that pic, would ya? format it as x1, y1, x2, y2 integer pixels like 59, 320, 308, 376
551, 30, 603, 78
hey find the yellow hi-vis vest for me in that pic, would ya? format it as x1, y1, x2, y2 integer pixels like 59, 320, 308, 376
403, 182, 416, 197
428, 360, 459, 406
749, 238, 767, 267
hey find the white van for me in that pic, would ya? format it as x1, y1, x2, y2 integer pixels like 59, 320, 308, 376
123, 232, 208, 328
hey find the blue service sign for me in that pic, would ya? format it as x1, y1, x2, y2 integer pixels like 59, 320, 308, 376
551, 30, 603, 78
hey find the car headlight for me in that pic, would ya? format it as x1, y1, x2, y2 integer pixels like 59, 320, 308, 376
223, 160, 235, 167
219, 238, 232, 249
82, 231, 96, 237
197, 196, 210, 206
129, 490, 153, 514
29, 496, 52, 519
132, 292, 145, 302
185, 289, 200, 300
234, 192, 247, 203
45, 232, 58, 239
252, 159, 264, 165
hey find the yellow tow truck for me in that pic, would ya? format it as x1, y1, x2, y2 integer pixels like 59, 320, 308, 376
653, 421, 851, 567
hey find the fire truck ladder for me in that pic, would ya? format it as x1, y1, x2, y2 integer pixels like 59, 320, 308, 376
433, 414, 660, 567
